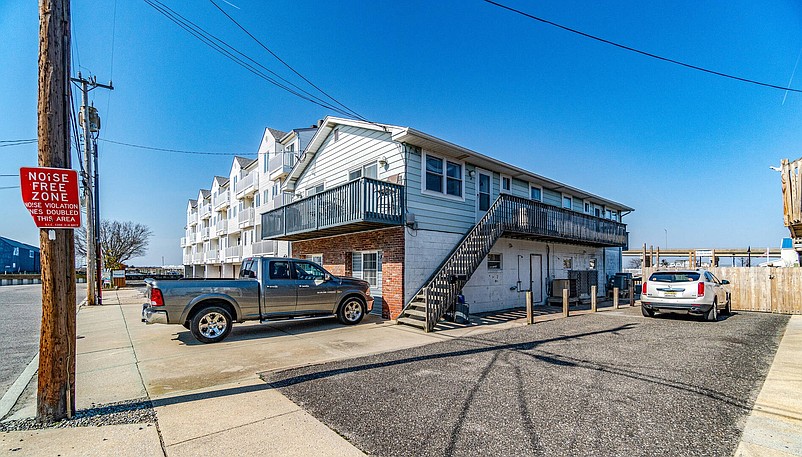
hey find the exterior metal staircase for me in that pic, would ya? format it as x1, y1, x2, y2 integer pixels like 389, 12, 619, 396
396, 194, 628, 332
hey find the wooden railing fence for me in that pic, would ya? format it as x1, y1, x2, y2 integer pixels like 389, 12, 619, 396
643, 266, 802, 314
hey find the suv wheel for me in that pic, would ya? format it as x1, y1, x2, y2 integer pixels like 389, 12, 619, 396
338, 297, 365, 325
191, 305, 233, 343
705, 299, 718, 322
723, 294, 732, 315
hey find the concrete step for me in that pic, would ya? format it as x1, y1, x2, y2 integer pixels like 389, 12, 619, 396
397, 317, 426, 329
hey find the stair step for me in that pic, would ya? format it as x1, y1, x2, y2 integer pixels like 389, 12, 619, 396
397, 317, 426, 329
403, 308, 426, 318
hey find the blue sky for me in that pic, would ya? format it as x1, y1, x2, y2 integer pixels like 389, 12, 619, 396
2, 0, 801, 265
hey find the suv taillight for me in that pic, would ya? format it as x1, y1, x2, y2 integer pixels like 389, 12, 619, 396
150, 288, 164, 307
697, 282, 705, 297
642, 282, 648, 294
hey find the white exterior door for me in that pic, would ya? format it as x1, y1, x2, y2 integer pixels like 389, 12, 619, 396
530, 254, 543, 304
476, 169, 492, 222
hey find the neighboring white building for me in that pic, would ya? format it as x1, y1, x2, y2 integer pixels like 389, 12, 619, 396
181, 126, 314, 277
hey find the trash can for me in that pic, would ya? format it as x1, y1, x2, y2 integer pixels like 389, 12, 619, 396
455, 294, 470, 324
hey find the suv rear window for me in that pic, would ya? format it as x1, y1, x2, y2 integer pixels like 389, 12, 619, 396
649, 272, 700, 283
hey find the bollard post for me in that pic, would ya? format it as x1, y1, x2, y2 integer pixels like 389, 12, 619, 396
562, 288, 569, 317
591, 285, 597, 312
629, 282, 634, 307
613, 287, 619, 309
526, 290, 533, 325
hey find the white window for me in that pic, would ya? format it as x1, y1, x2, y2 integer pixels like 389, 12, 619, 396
263, 190, 269, 203
352, 251, 381, 286
500, 175, 512, 194
306, 254, 323, 265
605, 209, 612, 219
611, 210, 618, 221
584, 201, 591, 214
12, 247, 19, 256
333, 129, 340, 142
423, 153, 463, 198
29, 250, 34, 258
487, 253, 502, 270
530, 185, 542, 202
255, 193, 260, 207
348, 163, 378, 181
562, 195, 572, 210
306, 183, 324, 196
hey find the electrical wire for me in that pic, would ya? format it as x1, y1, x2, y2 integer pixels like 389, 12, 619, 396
144, 0, 359, 117
0, 140, 36, 148
0, 174, 19, 177
210, 0, 366, 121
98, 138, 257, 156
481, 0, 802, 93
0, 186, 20, 190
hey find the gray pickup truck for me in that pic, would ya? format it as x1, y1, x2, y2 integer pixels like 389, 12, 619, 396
141, 257, 373, 343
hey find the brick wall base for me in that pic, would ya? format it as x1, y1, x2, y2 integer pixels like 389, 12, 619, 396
292, 227, 405, 319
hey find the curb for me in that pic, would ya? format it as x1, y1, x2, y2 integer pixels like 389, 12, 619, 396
0, 297, 88, 421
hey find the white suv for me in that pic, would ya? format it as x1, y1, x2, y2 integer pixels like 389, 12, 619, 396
641, 269, 731, 321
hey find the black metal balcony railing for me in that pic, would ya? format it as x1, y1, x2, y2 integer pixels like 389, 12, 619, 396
261, 177, 404, 241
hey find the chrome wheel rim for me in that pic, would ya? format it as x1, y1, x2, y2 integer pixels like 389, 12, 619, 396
343, 300, 363, 322
199, 312, 227, 339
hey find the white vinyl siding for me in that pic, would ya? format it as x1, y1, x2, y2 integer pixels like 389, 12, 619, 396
293, 126, 402, 194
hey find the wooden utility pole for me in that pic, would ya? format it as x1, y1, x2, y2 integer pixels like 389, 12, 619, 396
37, 0, 76, 422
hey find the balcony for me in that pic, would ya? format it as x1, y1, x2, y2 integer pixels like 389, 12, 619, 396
224, 245, 243, 262
496, 195, 628, 247
183, 254, 192, 265
201, 227, 210, 241
268, 152, 296, 181
215, 220, 228, 236
213, 192, 230, 210
252, 240, 276, 256
199, 203, 212, 219
238, 207, 255, 228
235, 172, 257, 197
188, 212, 198, 226
193, 253, 204, 264
205, 249, 219, 264
180, 237, 188, 247
262, 177, 404, 241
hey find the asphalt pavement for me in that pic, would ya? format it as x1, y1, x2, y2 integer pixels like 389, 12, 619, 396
265, 308, 789, 457
0, 284, 87, 398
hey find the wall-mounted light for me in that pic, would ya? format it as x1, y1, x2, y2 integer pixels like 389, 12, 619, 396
468, 170, 476, 178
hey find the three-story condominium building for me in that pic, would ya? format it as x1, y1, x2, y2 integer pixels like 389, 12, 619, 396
259, 116, 633, 330
182, 125, 318, 277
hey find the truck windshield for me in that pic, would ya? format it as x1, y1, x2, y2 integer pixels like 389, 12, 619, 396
649, 272, 700, 283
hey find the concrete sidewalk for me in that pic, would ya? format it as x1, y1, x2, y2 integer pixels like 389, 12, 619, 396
1, 289, 799, 456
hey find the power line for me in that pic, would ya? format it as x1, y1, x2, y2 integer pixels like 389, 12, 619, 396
0, 174, 19, 177
0, 140, 37, 148
481, 0, 802, 93
98, 138, 257, 156
0, 186, 20, 190
210, 0, 366, 121
143, 0, 359, 117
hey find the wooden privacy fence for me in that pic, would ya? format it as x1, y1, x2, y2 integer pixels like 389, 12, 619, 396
643, 267, 802, 314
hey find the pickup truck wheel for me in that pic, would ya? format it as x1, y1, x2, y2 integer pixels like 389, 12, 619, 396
338, 297, 365, 325
191, 306, 232, 343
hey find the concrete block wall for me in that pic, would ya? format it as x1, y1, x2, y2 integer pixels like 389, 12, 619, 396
403, 229, 463, 304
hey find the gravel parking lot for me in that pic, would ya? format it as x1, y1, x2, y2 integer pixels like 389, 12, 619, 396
264, 308, 788, 457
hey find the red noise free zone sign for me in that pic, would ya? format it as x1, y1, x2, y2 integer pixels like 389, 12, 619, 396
20, 167, 81, 229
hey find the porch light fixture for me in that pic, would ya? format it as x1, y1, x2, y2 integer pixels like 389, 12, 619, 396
468, 170, 476, 178
378, 157, 388, 167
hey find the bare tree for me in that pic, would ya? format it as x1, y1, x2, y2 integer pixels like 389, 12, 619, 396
627, 258, 642, 269
75, 220, 154, 270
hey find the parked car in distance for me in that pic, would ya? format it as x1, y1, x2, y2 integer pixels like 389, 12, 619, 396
141, 257, 373, 343
640, 269, 731, 321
